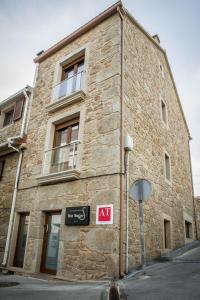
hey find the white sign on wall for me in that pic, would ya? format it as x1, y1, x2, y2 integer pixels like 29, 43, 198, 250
96, 204, 113, 225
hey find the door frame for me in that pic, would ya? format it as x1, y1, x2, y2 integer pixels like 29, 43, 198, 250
40, 210, 61, 275
13, 212, 30, 268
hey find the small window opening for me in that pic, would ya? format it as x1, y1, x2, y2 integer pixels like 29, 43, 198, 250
3, 108, 14, 127
165, 153, 171, 181
185, 220, 192, 239
161, 100, 167, 124
164, 219, 171, 249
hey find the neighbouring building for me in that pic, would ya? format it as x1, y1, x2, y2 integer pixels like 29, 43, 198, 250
195, 197, 200, 240
2, 1, 196, 280
0, 86, 32, 264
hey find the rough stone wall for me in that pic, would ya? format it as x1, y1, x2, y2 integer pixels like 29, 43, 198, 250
0, 152, 18, 263
13, 14, 122, 280
195, 197, 200, 240
123, 16, 194, 268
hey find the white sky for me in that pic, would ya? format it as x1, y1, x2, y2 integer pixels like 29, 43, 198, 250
0, 0, 199, 195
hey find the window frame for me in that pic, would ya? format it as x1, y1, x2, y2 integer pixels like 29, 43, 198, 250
61, 56, 84, 81
162, 213, 172, 250
1, 96, 24, 128
185, 220, 193, 239
3, 107, 14, 127
52, 45, 88, 94
53, 117, 80, 147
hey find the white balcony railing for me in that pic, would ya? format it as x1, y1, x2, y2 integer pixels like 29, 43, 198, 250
42, 141, 79, 175
53, 71, 85, 101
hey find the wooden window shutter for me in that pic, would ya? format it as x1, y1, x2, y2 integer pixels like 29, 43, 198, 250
13, 98, 24, 121
0, 160, 5, 180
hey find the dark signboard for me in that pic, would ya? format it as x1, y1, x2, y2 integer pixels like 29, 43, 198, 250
65, 206, 90, 225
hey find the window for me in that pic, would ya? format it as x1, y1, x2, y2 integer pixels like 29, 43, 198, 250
161, 99, 167, 125
164, 219, 171, 249
164, 153, 171, 182
185, 220, 192, 239
3, 108, 14, 127
36, 108, 83, 184
3, 98, 24, 127
51, 117, 79, 173
159, 62, 164, 77
13, 97, 24, 121
0, 159, 5, 180
53, 57, 85, 100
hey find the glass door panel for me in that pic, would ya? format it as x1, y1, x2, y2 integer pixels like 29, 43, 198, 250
41, 212, 61, 274
14, 213, 29, 268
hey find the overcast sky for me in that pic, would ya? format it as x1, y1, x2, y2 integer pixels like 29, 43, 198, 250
0, 0, 199, 195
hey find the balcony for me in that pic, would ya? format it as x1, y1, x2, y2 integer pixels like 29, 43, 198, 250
46, 71, 86, 113
36, 141, 80, 185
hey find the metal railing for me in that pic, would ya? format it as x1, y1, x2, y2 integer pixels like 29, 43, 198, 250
53, 71, 85, 101
42, 141, 79, 175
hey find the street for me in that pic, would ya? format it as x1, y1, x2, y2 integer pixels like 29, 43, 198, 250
121, 245, 200, 300
0, 274, 107, 300
0, 244, 200, 300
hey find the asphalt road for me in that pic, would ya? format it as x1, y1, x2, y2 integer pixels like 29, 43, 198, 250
0, 275, 107, 300
0, 245, 200, 300
121, 246, 200, 300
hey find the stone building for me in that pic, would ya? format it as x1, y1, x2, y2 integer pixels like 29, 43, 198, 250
195, 197, 200, 240
0, 86, 32, 264
2, 1, 195, 280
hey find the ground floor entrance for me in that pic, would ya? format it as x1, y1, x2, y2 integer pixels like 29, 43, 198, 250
40, 211, 61, 275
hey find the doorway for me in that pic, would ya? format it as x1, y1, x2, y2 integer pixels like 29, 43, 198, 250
14, 213, 30, 268
40, 211, 61, 274
164, 219, 171, 249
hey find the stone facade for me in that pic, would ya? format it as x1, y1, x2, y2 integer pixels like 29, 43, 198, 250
5, 3, 195, 280
123, 15, 195, 267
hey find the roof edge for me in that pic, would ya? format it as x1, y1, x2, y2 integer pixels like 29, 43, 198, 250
34, 1, 122, 63
0, 85, 32, 108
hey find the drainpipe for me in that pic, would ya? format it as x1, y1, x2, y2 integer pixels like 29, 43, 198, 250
117, 5, 125, 277
125, 149, 130, 274
124, 134, 133, 274
2, 151, 23, 266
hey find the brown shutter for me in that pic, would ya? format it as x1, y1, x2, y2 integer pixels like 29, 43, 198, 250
13, 97, 24, 121
0, 160, 5, 180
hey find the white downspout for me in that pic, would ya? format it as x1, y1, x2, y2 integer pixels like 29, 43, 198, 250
124, 134, 133, 274
125, 150, 130, 274
2, 151, 23, 266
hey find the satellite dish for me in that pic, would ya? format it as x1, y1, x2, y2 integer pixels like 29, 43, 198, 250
129, 179, 152, 202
